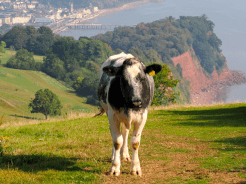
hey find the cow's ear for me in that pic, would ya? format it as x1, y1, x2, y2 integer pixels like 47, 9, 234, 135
145, 64, 162, 76
103, 66, 121, 76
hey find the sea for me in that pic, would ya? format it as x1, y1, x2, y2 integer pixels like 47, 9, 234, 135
61, 0, 246, 103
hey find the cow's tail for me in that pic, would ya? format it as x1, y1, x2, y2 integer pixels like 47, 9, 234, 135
94, 106, 105, 117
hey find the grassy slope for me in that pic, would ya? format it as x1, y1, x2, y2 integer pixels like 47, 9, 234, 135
0, 50, 98, 122
0, 50, 44, 65
0, 103, 245, 183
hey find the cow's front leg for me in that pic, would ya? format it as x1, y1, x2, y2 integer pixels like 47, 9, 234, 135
121, 123, 130, 162
109, 119, 123, 176
130, 111, 148, 176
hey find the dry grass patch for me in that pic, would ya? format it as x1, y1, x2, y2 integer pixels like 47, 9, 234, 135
101, 135, 245, 184
1, 112, 96, 128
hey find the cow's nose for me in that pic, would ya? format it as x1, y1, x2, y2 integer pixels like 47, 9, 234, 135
132, 98, 142, 106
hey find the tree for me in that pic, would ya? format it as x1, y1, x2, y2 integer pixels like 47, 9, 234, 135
0, 41, 6, 53
6, 49, 36, 70
26, 26, 39, 54
0, 24, 11, 35
152, 64, 179, 106
42, 49, 66, 79
35, 26, 54, 55
72, 75, 100, 105
176, 63, 183, 77
3, 25, 28, 50
208, 33, 222, 52
29, 89, 63, 119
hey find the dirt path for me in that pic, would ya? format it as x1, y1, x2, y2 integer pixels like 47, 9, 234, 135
0, 97, 15, 108
101, 135, 246, 183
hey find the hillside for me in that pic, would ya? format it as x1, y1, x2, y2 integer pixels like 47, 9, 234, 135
0, 62, 98, 123
92, 16, 246, 104
0, 103, 245, 183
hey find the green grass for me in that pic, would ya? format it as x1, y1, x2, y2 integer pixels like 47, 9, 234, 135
0, 50, 16, 65
0, 50, 44, 65
0, 65, 97, 123
0, 103, 245, 183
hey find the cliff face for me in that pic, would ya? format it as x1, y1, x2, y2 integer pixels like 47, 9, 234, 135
171, 49, 239, 105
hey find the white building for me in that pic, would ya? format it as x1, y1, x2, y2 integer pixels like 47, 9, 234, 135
0, 0, 11, 2
2, 17, 11, 24
12, 16, 31, 24
83, 9, 91, 15
93, 7, 99, 13
27, 4, 35, 9
70, 2, 73, 13
69, 13, 83, 19
46, 9, 63, 20
31, 0, 39, 4
13, 2, 27, 10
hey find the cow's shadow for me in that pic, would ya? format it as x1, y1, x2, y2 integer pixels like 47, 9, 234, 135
0, 153, 101, 174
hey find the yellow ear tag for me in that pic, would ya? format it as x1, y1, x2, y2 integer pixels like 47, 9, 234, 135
149, 70, 155, 76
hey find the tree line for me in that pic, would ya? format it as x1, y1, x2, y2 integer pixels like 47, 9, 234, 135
3, 26, 181, 106
3, 15, 225, 107
172, 15, 226, 73
0, 25, 54, 56
92, 15, 226, 74
2, 23, 186, 106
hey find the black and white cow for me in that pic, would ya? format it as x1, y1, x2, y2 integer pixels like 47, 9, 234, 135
97, 52, 162, 176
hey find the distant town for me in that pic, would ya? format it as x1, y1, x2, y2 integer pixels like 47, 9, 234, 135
0, 0, 106, 34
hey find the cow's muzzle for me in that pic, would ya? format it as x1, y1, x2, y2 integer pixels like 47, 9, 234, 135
132, 98, 142, 107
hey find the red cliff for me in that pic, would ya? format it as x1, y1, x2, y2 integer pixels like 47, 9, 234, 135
171, 49, 244, 105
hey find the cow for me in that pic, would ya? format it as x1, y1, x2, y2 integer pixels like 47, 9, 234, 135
96, 52, 162, 176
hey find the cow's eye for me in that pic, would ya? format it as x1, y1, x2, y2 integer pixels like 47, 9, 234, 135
136, 74, 145, 82
140, 78, 145, 82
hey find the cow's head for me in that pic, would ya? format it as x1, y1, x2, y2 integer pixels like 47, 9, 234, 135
103, 58, 162, 109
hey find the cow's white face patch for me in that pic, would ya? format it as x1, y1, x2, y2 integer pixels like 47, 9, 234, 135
125, 62, 141, 78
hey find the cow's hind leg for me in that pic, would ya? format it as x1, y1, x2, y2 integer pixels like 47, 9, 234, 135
109, 115, 123, 176
130, 110, 148, 176
121, 123, 130, 162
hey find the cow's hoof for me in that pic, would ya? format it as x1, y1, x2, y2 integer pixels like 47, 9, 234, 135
122, 157, 131, 162
109, 171, 120, 176
131, 170, 142, 176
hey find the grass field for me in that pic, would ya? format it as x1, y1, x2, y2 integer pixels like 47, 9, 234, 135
0, 65, 98, 123
0, 50, 44, 65
0, 103, 245, 183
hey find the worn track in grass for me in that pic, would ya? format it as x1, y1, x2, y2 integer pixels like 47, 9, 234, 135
0, 103, 245, 183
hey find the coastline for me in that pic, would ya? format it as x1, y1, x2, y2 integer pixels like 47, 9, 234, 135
57, 0, 163, 34
172, 50, 246, 105
190, 71, 246, 105
58, 0, 246, 105
87, 0, 164, 21
61, 0, 164, 28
